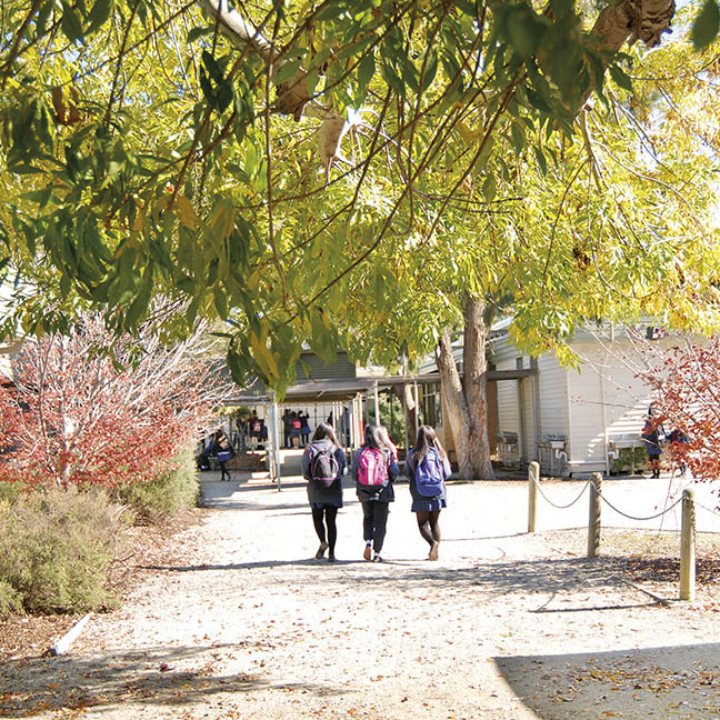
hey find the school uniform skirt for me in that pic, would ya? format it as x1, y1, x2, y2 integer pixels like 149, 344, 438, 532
411, 496, 447, 513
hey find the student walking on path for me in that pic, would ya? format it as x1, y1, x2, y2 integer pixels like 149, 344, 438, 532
404, 425, 452, 561
211, 428, 235, 481
351, 424, 399, 563
301, 423, 347, 562
642, 413, 663, 479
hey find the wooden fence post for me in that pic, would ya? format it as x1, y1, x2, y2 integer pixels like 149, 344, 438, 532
680, 488, 696, 602
528, 461, 539, 534
587, 472, 602, 558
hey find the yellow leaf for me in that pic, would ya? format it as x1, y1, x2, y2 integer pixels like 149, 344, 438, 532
131, 204, 145, 232
457, 120, 482, 145
175, 195, 198, 230
250, 326, 280, 380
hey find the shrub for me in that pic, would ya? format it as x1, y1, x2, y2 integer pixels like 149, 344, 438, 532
0, 579, 22, 615
115, 447, 200, 524
0, 487, 127, 615
610, 447, 647, 474
0, 481, 22, 504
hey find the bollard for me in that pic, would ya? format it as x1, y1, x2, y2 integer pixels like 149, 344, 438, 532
680, 488, 696, 601
528, 461, 539, 534
587, 472, 602, 558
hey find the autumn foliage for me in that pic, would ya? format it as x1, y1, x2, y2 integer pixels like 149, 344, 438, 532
0, 317, 233, 488
639, 338, 720, 484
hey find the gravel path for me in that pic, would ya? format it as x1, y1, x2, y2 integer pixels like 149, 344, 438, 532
2, 470, 720, 719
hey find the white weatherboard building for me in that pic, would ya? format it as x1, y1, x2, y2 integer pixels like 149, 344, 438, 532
0, 282, 22, 379
490, 324, 673, 478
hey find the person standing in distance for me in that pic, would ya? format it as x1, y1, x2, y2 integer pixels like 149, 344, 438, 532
404, 425, 452, 561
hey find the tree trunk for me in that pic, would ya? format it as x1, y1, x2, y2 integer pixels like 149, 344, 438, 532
463, 296, 495, 480
436, 296, 495, 481
403, 382, 418, 446
437, 326, 473, 480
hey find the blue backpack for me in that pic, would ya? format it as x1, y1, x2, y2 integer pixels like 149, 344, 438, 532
414, 448, 445, 497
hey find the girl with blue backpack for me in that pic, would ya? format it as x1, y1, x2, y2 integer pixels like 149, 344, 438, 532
301, 423, 346, 562
404, 425, 452, 561
352, 424, 399, 563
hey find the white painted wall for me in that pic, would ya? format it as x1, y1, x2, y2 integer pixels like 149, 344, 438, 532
491, 332, 659, 476
537, 353, 568, 437
573, 341, 654, 471
566, 362, 607, 475
520, 376, 536, 461
496, 359, 520, 436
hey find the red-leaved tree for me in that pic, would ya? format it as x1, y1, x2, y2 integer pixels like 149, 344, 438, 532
638, 337, 720, 484
0, 316, 235, 487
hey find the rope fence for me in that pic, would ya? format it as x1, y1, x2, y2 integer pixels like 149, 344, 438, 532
595, 493, 683, 523
527, 462, 699, 602
694, 500, 720, 521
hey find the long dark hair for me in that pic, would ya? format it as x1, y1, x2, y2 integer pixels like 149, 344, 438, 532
413, 425, 447, 465
313, 422, 339, 447
363, 423, 387, 451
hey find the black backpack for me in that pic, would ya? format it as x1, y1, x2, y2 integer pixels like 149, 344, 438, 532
309, 443, 340, 488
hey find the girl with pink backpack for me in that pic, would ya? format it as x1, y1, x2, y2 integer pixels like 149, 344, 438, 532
351, 424, 399, 563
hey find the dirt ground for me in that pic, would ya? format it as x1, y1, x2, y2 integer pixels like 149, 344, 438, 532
2, 467, 720, 719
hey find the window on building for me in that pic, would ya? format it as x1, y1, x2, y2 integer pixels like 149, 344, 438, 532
420, 382, 442, 427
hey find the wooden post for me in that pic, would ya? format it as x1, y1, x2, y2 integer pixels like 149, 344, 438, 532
269, 395, 282, 491
680, 488, 696, 601
528, 461, 539, 534
587, 472, 602, 558
50, 613, 93, 656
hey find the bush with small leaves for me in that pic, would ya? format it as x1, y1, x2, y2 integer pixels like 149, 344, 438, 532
114, 447, 200, 524
0, 487, 128, 615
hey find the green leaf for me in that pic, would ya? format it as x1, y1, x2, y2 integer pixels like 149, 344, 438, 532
276, 58, 303, 85
511, 122, 525, 153
21, 188, 54, 209
61, 1, 84, 42
87, 0, 113, 33
187, 26, 213, 43
356, 53, 375, 96
216, 80, 233, 114
526, 87, 552, 114
609, 64, 633, 92
482, 174, 496, 203
213, 286, 228, 320
36, 1, 53, 33
125, 269, 153, 328
422, 48, 438, 89
506, 10, 542, 59
691, 0, 720, 49
316, 3, 348, 22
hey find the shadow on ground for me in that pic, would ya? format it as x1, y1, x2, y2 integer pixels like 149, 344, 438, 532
137, 554, 708, 609
496, 642, 720, 719
0, 644, 344, 716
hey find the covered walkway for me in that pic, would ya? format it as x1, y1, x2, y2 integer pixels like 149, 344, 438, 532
222, 375, 436, 487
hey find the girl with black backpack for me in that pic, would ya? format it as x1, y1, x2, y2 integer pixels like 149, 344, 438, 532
404, 425, 452, 561
301, 423, 346, 562
351, 424, 400, 563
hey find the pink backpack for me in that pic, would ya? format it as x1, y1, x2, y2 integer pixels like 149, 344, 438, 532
357, 447, 389, 488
